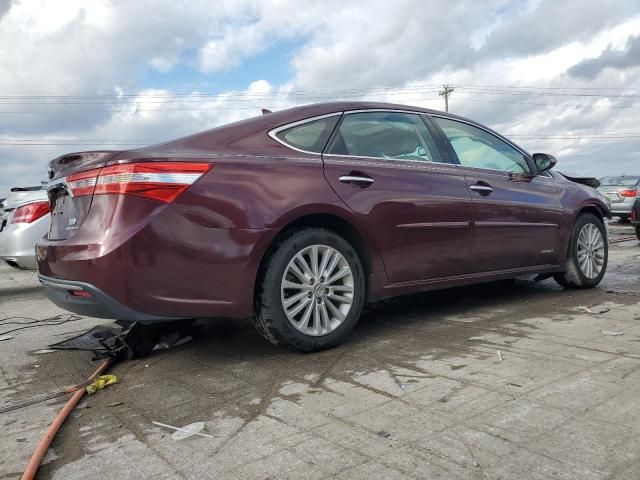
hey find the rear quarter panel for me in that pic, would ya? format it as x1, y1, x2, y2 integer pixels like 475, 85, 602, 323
171, 152, 387, 297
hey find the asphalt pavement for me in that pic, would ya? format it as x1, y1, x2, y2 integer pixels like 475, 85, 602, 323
1, 225, 640, 479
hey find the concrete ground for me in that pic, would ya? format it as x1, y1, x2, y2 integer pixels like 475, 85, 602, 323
1, 225, 640, 480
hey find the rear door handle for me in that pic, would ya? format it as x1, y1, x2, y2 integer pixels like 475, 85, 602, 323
339, 175, 374, 186
469, 185, 493, 195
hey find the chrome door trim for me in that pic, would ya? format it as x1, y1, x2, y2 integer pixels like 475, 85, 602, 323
475, 221, 560, 229
339, 175, 374, 184
469, 185, 494, 193
396, 221, 471, 229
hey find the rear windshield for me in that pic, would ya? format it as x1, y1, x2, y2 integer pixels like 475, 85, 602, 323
599, 176, 640, 186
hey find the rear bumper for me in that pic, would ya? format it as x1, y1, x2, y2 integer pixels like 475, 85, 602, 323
36, 196, 275, 320
0, 215, 49, 270
610, 201, 635, 216
39, 274, 184, 322
2, 255, 38, 269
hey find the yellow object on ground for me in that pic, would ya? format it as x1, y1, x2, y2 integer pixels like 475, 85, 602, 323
86, 375, 118, 394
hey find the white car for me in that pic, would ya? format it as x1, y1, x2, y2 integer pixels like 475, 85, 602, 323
0, 186, 50, 269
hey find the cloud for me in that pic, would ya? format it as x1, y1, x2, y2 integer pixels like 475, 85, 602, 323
0, 0, 12, 19
478, 0, 640, 58
569, 34, 640, 79
1, 1, 640, 195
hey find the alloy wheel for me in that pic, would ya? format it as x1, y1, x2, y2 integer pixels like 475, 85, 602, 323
280, 244, 354, 336
576, 223, 605, 279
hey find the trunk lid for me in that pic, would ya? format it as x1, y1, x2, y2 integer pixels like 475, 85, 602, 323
0, 187, 48, 233
47, 150, 122, 241
598, 184, 637, 203
598, 176, 640, 203
599, 186, 624, 203
47, 150, 122, 182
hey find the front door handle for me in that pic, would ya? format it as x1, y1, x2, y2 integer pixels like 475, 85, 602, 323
469, 184, 493, 195
339, 175, 375, 187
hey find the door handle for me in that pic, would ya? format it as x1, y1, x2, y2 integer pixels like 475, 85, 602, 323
339, 175, 374, 186
469, 184, 493, 195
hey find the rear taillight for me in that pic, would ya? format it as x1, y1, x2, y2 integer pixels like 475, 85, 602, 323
618, 189, 638, 198
11, 201, 50, 224
66, 162, 212, 203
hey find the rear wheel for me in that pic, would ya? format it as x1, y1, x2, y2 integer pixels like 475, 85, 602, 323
636, 226, 640, 242
253, 228, 365, 352
553, 213, 608, 289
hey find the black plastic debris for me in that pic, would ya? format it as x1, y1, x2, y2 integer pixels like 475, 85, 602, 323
48, 320, 198, 360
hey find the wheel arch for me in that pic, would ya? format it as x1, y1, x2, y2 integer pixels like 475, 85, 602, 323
574, 195, 611, 221
576, 204, 607, 221
254, 211, 381, 305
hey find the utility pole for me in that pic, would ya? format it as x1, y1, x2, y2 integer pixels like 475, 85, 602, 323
439, 84, 454, 112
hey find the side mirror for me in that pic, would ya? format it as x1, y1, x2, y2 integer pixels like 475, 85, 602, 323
532, 153, 557, 173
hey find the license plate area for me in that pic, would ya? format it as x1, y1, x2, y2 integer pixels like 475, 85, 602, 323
48, 191, 81, 240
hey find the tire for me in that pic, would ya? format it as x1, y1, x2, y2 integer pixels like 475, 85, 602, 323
553, 213, 608, 289
636, 226, 640, 242
618, 215, 630, 224
253, 228, 365, 352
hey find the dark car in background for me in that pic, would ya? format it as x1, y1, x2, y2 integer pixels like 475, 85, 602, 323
37, 102, 610, 352
631, 197, 640, 241
598, 175, 640, 222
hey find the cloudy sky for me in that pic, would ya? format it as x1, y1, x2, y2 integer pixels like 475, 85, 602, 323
0, 0, 639, 194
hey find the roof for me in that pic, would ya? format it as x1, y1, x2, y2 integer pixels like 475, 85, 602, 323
140, 101, 489, 155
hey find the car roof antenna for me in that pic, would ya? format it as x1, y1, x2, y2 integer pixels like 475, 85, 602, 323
262, 108, 273, 115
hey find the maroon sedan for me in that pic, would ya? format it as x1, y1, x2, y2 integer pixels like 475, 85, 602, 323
37, 102, 610, 352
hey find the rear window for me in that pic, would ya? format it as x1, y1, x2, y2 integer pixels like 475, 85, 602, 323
275, 115, 340, 153
599, 176, 640, 186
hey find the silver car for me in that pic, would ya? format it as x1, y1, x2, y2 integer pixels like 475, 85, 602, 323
0, 186, 50, 269
598, 175, 640, 222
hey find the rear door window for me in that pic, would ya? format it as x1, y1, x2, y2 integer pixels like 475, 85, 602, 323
326, 112, 442, 163
274, 115, 340, 153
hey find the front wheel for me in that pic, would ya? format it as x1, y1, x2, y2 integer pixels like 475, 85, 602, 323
553, 213, 608, 289
253, 228, 365, 352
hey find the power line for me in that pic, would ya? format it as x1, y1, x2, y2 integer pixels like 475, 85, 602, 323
3, 134, 640, 147
0, 82, 638, 99
1, 84, 639, 104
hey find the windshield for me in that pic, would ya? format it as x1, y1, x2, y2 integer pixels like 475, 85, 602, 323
599, 176, 640, 186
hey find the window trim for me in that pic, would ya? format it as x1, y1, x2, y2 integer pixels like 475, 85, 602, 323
268, 112, 344, 155
428, 114, 536, 174
268, 109, 542, 176
323, 109, 447, 165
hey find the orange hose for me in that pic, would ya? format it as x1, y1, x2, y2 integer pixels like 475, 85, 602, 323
21, 358, 113, 480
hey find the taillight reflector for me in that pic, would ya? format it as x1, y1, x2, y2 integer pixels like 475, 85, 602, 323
71, 290, 93, 298
11, 201, 51, 224
66, 162, 212, 203
618, 189, 638, 198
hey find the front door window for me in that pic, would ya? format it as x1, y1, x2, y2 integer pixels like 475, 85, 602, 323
433, 117, 530, 173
